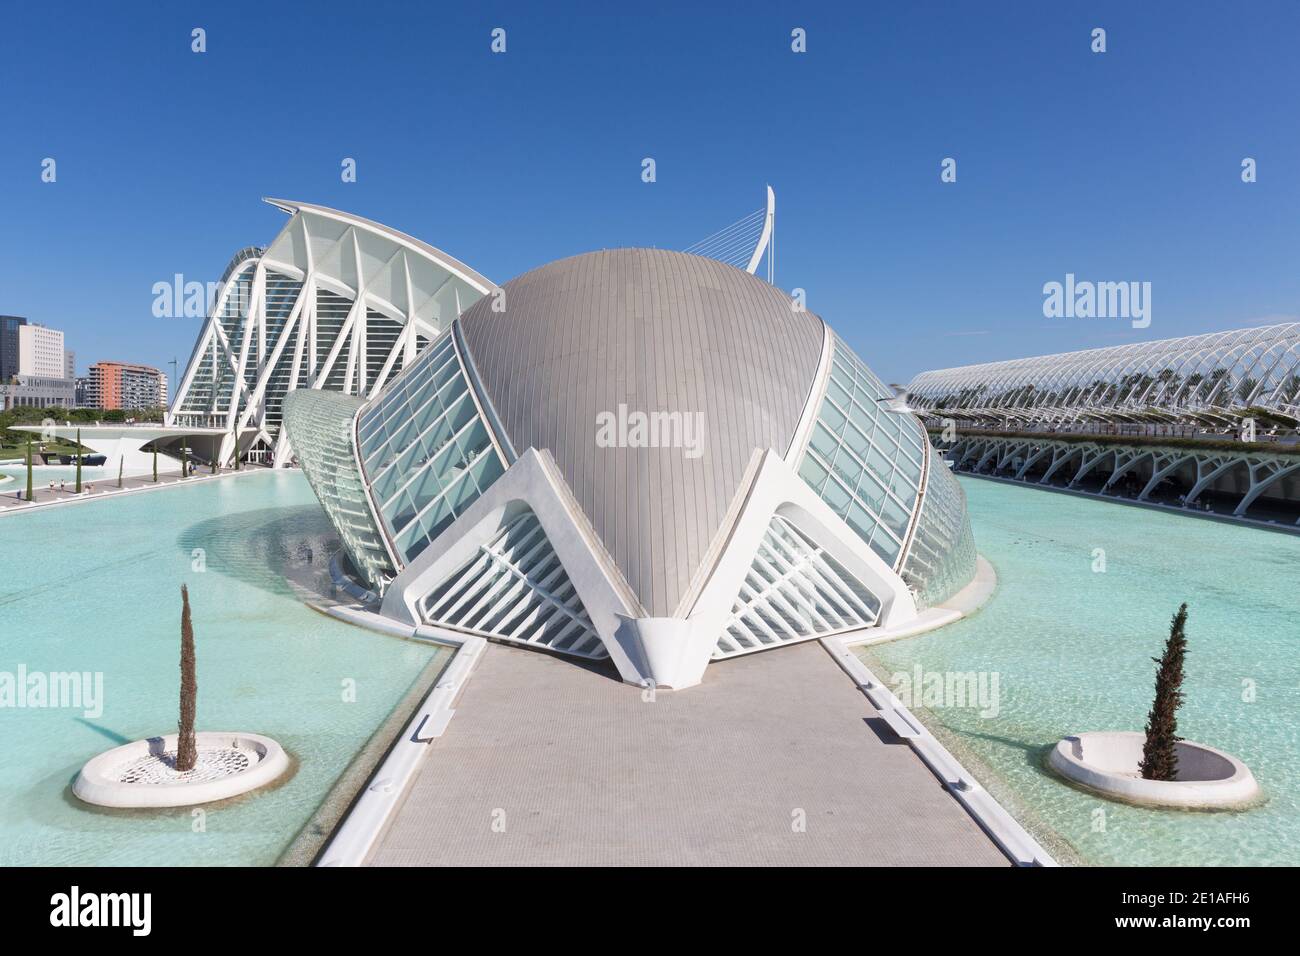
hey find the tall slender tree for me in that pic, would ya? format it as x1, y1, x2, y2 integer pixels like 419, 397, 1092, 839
176, 584, 198, 773
1140, 603, 1189, 781
74, 427, 82, 493
117, 456, 124, 489
152, 447, 158, 483
24, 435, 33, 502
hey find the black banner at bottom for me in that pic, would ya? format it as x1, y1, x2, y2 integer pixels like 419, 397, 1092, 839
0, 865, 1279, 941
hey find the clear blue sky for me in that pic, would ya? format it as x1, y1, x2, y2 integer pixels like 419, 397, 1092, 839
2, 1, 1298, 386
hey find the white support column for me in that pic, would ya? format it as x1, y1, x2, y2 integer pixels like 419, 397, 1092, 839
233, 281, 310, 450
1103, 449, 1151, 491
1039, 444, 1083, 484
1068, 445, 1111, 487
312, 297, 362, 391
1184, 455, 1242, 505
401, 252, 418, 371
1015, 444, 1053, 480
1234, 459, 1300, 515
1137, 451, 1189, 500
225, 264, 265, 433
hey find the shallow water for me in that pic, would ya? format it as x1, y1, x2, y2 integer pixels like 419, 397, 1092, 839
0, 470, 446, 865
860, 477, 1300, 866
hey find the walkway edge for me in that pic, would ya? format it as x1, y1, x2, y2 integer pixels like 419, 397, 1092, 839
821, 634, 1058, 867
840, 555, 997, 650
315, 615, 487, 867
0, 466, 266, 519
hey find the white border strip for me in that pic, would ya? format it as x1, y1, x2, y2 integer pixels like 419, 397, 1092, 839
0, 466, 267, 519
839, 555, 997, 649
821, 634, 1057, 867
316, 624, 486, 867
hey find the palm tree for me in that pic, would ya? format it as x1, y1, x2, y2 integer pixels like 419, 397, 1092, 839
1139, 604, 1188, 781
176, 584, 198, 773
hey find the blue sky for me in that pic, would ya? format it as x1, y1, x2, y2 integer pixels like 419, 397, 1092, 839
2, 1, 1298, 386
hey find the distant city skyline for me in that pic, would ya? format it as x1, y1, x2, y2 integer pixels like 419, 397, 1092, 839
3, 2, 1299, 385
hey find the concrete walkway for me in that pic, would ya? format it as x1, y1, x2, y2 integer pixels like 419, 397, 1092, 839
0, 466, 267, 515
368, 640, 1009, 866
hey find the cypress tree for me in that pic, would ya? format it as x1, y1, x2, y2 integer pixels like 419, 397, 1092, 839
176, 584, 198, 773
74, 427, 82, 493
25, 435, 33, 502
117, 457, 123, 489
153, 447, 158, 483
1139, 603, 1188, 781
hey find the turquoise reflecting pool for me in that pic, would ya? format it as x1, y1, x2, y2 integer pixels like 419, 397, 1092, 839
0, 471, 446, 865
859, 477, 1300, 866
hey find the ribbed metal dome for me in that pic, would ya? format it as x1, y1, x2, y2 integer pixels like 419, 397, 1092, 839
457, 249, 825, 617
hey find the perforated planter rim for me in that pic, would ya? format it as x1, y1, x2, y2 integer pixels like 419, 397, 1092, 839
74, 731, 290, 808
1049, 731, 1261, 810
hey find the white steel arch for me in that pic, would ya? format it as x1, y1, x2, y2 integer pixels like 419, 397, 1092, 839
684, 185, 776, 283
169, 199, 494, 467
906, 323, 1300, 427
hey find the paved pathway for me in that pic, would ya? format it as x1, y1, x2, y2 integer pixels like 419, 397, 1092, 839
368, 640, 1009, 866
0, 466, 267, 514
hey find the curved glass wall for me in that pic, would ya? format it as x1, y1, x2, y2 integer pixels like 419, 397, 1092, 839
281, 389, 395, 591
907, 323, 1300, 425
900, 461, 977, 607
355, 327, 507, 566
797, 336, 928, 569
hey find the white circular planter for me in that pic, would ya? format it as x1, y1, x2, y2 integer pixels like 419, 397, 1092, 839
1049, 731, 1260, 810
74, 732, 290, 808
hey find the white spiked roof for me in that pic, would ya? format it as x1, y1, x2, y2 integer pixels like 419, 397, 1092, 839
260, 198, 494, 328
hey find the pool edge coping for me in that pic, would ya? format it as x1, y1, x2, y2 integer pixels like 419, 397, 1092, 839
308, 606, 488, 867
820, 633, 1058, 867
839, 555, 997, 650
0, 466, 271, 518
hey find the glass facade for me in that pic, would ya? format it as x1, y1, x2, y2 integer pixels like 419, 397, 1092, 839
797, 336, 928, 570
281, 389, 395, 591
900, 460, 977, 607
0, 316, 27, 381
355, 327, 507, 565
174, 265, 255, 426
174, 265, 414, 437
